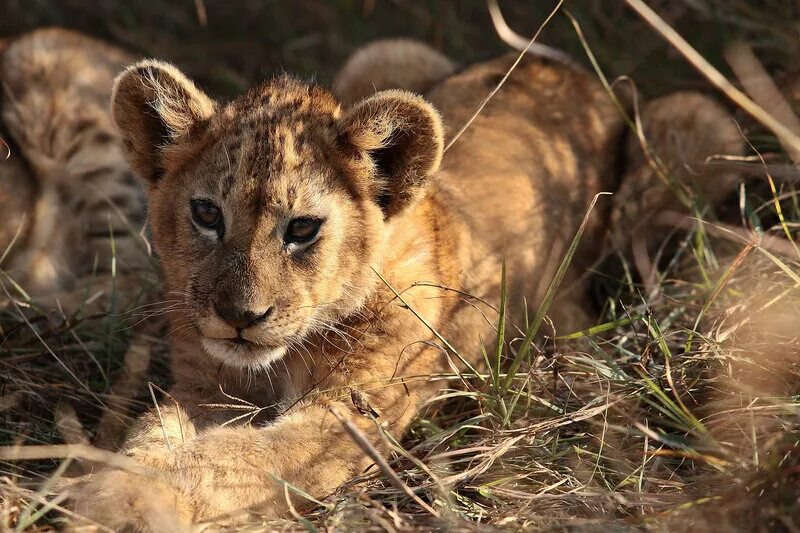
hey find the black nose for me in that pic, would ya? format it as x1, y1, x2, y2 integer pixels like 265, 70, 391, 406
214, 300, 273, 330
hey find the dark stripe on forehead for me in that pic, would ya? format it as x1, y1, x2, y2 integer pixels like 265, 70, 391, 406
212, 76, 347, 207
211, 137, 238, 198
242, 124, 272, 178
233, 75, 340, 118
222, 173, 236, 196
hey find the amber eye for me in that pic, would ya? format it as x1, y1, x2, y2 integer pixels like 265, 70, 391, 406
285, 217, 322, 245
191, 199, 223, 236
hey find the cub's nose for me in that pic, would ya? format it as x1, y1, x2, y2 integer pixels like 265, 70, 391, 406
214, 300, 273, 330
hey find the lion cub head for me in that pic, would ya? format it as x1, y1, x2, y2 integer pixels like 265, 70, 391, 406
111, 61, 444, 368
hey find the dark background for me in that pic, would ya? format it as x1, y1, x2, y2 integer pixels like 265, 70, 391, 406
2, 0, 798, 100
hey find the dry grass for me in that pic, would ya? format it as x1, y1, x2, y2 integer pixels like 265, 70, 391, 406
1, 1, 800, 531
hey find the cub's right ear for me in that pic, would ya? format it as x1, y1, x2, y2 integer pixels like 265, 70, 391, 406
111, 60, 216, 184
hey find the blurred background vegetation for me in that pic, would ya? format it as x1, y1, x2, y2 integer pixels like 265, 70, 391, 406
3, 0, 799, 99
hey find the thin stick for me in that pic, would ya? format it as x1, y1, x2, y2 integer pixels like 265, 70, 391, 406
194, 0, 208, 27
148, 382, 174, 452
329, 406, 440, 517
622, 0, 800, 158
704, 160, 800, 182
443, 0, 565, 153
0, 444, 145, 474
725, 40, 800, 164
486, 0, 579, 67
654, 210, 797, 257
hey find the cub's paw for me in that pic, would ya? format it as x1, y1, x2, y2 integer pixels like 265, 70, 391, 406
611, 91, 743, 246
122, 445, 179, 471
66, 468, 193, 533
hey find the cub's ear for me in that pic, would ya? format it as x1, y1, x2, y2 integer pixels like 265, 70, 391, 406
111, 60, 216, 184
339, 90, 444, 217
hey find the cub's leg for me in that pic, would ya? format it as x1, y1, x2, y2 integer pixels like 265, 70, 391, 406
68, 364, 443, 530
67, 409, 354, 530
610, 92, 744, 288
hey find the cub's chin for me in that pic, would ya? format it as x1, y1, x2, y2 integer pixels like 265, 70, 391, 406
200, 337, 288, 369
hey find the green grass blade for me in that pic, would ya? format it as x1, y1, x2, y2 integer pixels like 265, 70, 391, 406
502, 192, 611, 392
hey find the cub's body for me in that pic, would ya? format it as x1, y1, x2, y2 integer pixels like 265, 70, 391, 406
428, 55, 622, 335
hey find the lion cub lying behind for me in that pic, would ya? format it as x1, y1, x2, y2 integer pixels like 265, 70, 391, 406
68, 42, 737, 529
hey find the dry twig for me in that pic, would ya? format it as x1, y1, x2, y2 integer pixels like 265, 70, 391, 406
623, 0, 800, 158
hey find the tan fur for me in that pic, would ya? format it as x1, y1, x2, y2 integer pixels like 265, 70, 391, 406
333, 39, 455, 106
610, 91, 744, 248
0, 28, 148, 295
0, 134, 35, 261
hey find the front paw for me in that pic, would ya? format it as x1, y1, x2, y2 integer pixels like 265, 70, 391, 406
123, 444, 179, 471
67, 468, 194, 532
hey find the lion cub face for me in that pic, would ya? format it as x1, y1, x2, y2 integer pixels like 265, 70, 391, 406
112, 61, 443, 368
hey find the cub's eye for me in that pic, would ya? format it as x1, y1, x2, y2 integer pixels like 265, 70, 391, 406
190, 199, 223, 235
285, 217, 322, 245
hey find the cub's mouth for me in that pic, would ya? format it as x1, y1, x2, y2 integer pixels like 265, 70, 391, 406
200, 336, 288, 368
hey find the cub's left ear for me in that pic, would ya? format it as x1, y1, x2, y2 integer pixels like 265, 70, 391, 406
111, 60, 216, 185
339, 90, 444, 217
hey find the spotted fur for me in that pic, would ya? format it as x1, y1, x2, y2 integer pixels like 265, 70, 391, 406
0, 28, 148, 295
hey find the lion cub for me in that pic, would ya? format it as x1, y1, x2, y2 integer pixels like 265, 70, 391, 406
66, 45, 626, 528
0, 28, 147, 296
